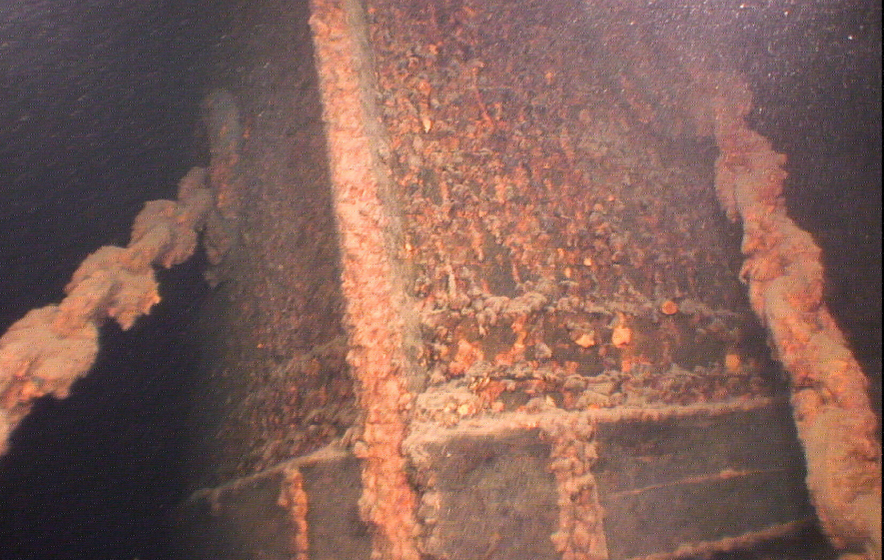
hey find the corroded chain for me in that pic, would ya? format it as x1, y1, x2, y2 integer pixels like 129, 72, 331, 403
0, 90, 241, 456
694, 69, 881, 560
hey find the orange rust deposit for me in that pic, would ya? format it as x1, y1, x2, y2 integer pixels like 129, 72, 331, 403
660, 300, 679, 316
611, 324, 633, 349
725, 352, 742, 375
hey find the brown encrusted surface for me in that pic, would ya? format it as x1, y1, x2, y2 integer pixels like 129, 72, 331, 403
182, 0, 868, 557
176, 446, 371, 560
363, 0, 783, 412
279, 466, 311, 560
188, 0, 356, 487
410, 429, 561, 560
594, 403, 813, 559
547, 414, 609, 560
404, 399, 805, 560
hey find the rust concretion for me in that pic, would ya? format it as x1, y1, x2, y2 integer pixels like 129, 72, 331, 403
308, 0, 421, 558
697, 69, 881, 559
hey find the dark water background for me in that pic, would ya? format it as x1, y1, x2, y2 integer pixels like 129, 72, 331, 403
0, 1, 880, 559
0, 1, 218, 558
741, 3, 882, 413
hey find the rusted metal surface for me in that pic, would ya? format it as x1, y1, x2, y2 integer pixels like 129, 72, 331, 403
354, 0, 858, 557
364, 0, 779, 419
188, 0, 357, 487
180, 0, 875, 558
308, 0, 421, 558
402, 398, 814, 560
0, 0, 874, 557
175, 446, 371, 560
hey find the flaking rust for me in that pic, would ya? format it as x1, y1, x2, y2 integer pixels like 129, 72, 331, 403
544, 414, 608, 560
300, 0, 874, 557
356, 0, 843, 557
279, 467, 311, 560
366, 0, 778, 418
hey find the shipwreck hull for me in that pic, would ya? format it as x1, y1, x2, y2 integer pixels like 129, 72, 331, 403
0, 1, 878, 559
167, 1, 881, 559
